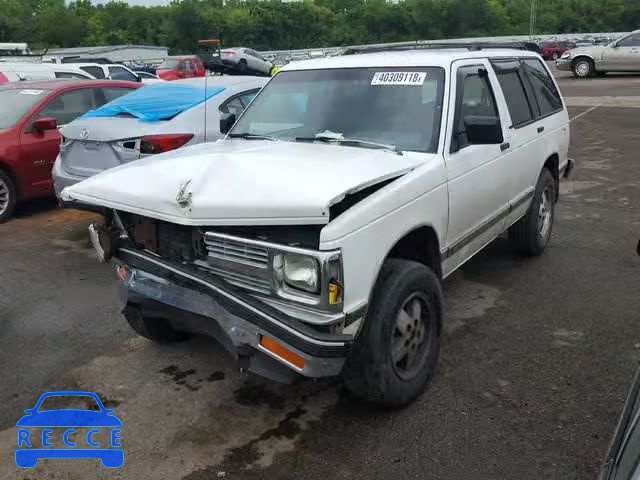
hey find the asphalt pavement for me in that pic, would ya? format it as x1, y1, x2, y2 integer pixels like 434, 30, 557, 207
1, 72, 639, 479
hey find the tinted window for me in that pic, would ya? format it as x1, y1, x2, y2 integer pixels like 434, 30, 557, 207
0, 88, 49, 129
39, 88, 96, 125
101, 87, 135, 104
522, 59, 563, 116
220, 97, 245, 117
492, 61, 534, 127
55, 72, 89, 79
80, 66, 105, 79
618, 34, 640, 47
232, 67, 445, 153
453, 66, 500, 151
108, 66, 137, 82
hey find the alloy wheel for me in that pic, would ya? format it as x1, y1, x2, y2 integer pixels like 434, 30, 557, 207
391, 292, 433, 380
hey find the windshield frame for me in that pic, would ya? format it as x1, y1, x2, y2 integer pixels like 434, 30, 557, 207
228, 66, 447, 155
0, 87, 51, 130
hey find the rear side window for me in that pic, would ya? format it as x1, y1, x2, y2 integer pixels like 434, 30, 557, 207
80, 66, 105, 79
55, 72, 90, 79
101, 87, 135, 104
108, 66, 137, 82
38, 88, 97, 125
219, 97, 244, 117
491, 60, 534, 128
521, 59, 563, 116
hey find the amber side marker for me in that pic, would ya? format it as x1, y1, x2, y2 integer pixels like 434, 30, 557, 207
260, 336, 305, 369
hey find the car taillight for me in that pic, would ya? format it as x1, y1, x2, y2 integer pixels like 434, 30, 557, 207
140, 134, 194, 154
222, 50, 236, 55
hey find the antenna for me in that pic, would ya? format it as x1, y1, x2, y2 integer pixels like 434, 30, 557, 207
204, 68, 208, 142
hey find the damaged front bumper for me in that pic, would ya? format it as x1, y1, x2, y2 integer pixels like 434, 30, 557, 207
114, 247, 353, 381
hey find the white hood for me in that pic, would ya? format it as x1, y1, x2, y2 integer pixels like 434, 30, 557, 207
61, 140, 429, 225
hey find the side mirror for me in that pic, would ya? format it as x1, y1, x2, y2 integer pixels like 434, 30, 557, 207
220, 112, 236, 134
33, 117, 58, 132
463, 115, 503, 145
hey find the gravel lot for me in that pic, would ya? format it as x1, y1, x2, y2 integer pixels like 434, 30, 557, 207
1, 71, 639, 479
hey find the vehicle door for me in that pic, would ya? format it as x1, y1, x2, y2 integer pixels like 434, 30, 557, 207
19, 87, 98, 193
79, 66, 105, 79
604, 33, 640, 71
491, 57, 567, 227
443, 59, 512, 274
245, 50, 261, 72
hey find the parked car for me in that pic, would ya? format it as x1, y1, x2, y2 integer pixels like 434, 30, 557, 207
557, 29, 640, 78
52, 76, 266, 196
65, 63, 146, 83
540, 41, 576, 60
0, 63, 94, 81
0, 79, 139, 223
133, 71, 164, 84
156, 56, 205, 81
221, 47, 273, 75
61, 47, 572, 407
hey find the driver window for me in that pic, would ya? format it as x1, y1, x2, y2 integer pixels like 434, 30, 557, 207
452, 66, 499, 151
618, 34, 640, 47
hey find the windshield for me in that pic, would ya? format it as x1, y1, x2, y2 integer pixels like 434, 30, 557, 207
0, 88, 49, 129
158, 59, 179, 69
230, 67, 445, 153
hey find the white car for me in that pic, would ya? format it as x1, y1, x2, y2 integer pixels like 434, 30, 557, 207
53, 76, 267, 196
62, 46, 572, 407
0, 63, 94, 81
65, 63, 148, 83
221, 47, 273, 75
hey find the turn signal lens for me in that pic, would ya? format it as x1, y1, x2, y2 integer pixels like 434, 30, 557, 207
260, 336, 305, 370
328, 282, 342, 305
140, 134, 194, 154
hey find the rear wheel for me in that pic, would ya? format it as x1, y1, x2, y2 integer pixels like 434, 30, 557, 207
123, 303, 187, 342
0, 169, 17, 224
342, 259, 442, 408
238, 59, 247, 72
508, 168, 556, 256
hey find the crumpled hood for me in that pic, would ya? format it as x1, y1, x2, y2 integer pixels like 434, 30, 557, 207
61, 140, 429, 225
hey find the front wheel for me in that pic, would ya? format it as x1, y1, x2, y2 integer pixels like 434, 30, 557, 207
573, 58, 594, 78
508, 168, 556, 256
123, 304, 187, 343
342, 259, 442, 408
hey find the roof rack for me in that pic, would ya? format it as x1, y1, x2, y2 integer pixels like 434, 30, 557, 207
343, 41, 535, 55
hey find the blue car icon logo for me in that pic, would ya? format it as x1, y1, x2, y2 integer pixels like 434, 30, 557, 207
16, 391, 123, 468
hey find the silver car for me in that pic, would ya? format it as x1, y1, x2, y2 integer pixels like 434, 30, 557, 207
221, 47, 273, 75
52, 76, 267, 196
557, 30, 640, 78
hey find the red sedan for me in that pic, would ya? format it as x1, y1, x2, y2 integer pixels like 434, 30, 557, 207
540, 41, 576, 60
156, 56, 205, 81
0, 79, 140, 223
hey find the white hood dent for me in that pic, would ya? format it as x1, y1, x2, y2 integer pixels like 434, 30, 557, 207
61, 140, 427, 226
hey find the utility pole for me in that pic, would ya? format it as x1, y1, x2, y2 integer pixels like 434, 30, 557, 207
529, 0, 538, 40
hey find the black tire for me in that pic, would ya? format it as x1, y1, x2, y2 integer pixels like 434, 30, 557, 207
0, 169, 17, 224
342, 259, 442, 408
508, 168, 556, 257
123, 303, 187, 342
238, 59, 247, 72
572, 57, 594, 78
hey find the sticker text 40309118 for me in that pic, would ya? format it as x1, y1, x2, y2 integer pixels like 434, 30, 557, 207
371, 72, 427, 86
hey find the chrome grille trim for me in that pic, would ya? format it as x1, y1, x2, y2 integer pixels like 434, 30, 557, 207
204, 235, 269, 269
195, 261, 271, 295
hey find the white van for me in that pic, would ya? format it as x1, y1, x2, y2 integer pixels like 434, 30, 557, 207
0, 63, 94, 81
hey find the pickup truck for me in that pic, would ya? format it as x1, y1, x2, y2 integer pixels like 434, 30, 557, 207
61, 46, 572, 407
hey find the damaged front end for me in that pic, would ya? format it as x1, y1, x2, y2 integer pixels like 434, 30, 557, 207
85, 210, 355, 382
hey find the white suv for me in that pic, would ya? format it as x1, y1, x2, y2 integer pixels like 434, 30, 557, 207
62, 46, 572, 407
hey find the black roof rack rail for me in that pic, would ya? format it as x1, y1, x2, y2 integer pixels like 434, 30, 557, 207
343, 41, 540, 55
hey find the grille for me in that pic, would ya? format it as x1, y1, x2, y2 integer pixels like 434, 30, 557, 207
204, 235, 269, 268
196, 262, 272, 295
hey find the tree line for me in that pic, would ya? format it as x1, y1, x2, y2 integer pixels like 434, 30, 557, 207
1, 0, 640, 55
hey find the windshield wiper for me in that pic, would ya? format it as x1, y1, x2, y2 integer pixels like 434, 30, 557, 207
227, 132, 276, 141
295, 134, 403, 155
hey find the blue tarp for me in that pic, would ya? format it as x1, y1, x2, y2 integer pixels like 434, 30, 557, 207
83, 83, 225, 122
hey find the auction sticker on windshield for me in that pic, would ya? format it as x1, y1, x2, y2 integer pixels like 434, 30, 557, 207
371, 72, 426, 86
